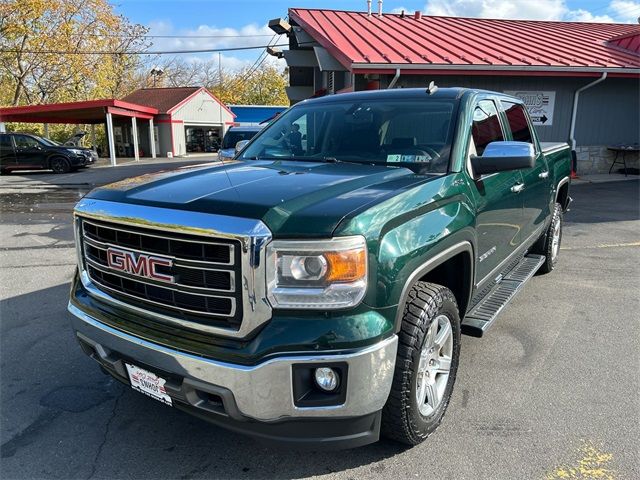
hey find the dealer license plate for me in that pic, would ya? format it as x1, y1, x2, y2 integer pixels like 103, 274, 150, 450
125, 363, 172, 406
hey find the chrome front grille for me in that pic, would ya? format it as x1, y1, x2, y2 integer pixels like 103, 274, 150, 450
73, 199, 272, 339
79, 218, 242, 327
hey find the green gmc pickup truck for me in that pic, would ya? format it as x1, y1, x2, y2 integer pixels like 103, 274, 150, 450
68, 88, 571, 449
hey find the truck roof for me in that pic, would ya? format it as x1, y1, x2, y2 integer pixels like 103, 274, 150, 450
299, 87, 521, 105
226, 126, 262, 132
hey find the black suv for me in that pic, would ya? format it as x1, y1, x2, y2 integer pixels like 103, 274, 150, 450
0, 132, 97, 174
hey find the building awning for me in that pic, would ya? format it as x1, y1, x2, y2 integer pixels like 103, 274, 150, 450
289, 8, 640, 77
0, 99, 158, 124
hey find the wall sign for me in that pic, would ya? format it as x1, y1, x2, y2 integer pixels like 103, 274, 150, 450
504, 90, 555, 126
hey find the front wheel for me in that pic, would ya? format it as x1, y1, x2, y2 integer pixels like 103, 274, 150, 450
382, 282, 461, 445
50, 157, 71, 174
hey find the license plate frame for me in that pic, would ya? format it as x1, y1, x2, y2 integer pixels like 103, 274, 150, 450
125, 363, 173, 406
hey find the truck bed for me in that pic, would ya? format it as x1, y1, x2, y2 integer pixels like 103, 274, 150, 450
540, 142, 570, 155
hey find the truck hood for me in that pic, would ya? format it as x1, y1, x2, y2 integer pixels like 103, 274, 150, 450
86, 160, 433, 237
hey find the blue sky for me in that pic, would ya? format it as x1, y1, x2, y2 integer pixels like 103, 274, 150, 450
113, 0, 640, 69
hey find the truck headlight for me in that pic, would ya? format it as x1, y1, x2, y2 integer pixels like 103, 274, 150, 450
266, 236, 367, 309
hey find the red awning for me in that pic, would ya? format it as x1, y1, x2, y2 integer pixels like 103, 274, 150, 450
0, 99, 158, 124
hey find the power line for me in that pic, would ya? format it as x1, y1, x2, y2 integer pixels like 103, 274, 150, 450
0, 43, 292, 55
42, 33, 279, 39
224, 32, 279, 88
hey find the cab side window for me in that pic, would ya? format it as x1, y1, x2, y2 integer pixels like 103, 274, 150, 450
503, 102, 534, 144
471, 100, 504, 156
0, 135, 12, 150
14, 135, 40, 149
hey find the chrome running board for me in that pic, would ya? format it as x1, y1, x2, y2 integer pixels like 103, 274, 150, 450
462, 254, 546, 337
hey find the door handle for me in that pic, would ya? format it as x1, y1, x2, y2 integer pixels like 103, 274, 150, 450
511, 183, 525, 193
538, 171, 549, 179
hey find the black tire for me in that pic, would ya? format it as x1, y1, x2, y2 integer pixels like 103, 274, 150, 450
532, 203, 563, 274
0, 168, 9, 175
381, 282, 461, 445
49, 157, 71, 174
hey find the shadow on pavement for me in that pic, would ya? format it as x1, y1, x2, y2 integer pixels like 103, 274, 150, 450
565, 179, 639, 224
0, 159, 219, 190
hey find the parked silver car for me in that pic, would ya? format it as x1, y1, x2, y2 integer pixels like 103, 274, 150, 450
218, 126, 262, 161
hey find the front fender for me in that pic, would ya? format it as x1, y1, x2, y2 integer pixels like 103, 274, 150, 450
336, 173, 477, 311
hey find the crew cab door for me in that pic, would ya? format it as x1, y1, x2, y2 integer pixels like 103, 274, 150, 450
500, 101, 550, 244
13, 134, 47, 168
467, 99, 524, 282
0, 134, 17, 170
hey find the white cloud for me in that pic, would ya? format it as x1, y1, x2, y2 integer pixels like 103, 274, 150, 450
565, 9, 615, 22
417, 0, 640, 22
423, 0, 567, 20
145, 20, 286, 70
610, 0, 640, 22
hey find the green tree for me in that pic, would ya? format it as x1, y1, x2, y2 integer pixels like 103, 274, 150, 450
145, 56, 290, 106
213, 64, 289, 106
0, 0, 149, 107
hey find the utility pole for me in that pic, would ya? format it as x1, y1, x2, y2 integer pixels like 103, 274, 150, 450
218, 52, 224, 140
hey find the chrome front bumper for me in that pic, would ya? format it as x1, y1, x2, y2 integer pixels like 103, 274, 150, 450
68, 302, 398, 422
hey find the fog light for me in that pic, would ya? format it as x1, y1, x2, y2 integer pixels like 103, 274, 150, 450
314, 367, 339, 392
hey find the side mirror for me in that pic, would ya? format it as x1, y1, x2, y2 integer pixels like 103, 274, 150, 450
235, 140, 249, 154
470, 141, 535, 177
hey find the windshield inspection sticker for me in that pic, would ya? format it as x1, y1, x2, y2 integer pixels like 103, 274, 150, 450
387, 154, 432, 163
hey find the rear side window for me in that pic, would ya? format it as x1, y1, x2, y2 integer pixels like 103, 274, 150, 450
503, 102, 534, 144
0, 135, 12, 149
14, 135, 41, 148
471, 100, 504, 156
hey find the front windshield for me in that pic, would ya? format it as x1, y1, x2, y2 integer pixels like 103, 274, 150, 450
238, 97, 458, 173
222, 130, 259, 149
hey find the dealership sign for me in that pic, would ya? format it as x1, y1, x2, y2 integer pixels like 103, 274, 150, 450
505, 91, 555, 126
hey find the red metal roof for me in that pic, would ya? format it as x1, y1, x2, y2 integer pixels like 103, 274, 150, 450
121, 87, 201, 113
0, 99, 158, 124
121, 87, 235, 117
607, 31, 640, 55
289, 8, 640, 76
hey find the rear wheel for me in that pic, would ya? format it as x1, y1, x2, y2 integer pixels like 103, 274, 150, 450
533, 202, 563, 274
382, 282, 461, 445
50, 157, 71, 174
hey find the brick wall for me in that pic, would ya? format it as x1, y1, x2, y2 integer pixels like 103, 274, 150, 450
575, 146, 639, 175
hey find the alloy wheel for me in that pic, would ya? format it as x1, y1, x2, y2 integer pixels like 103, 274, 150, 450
416, 314, 453, 417
551, 215, 561, 262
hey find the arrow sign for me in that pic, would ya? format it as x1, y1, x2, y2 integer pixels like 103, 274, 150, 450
531, 114, 549, 125
505, 90, 555, 126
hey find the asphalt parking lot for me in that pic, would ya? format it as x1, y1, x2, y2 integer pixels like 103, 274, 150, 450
1, 163, 638, 480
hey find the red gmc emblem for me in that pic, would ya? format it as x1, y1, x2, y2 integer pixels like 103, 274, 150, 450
106, 247, 174, 283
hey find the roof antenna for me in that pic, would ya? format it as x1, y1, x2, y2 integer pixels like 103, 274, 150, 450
426, 81, 438, 95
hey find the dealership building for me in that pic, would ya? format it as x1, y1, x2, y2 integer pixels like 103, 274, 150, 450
273, 8, 640, 174
0, 87, 236, 165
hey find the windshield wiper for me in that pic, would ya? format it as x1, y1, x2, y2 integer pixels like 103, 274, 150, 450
241, 156, 368, 166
